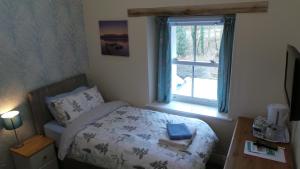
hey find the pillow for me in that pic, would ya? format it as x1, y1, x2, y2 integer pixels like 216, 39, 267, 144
46, 86, 88, 119
50, 92, 90, 126
48, 86, 104, 126
80, 86, 104, 109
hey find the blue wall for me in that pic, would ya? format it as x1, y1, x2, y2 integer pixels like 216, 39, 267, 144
0, 0, 88, 168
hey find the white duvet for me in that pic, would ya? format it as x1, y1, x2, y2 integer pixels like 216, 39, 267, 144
59, 101, 218, 169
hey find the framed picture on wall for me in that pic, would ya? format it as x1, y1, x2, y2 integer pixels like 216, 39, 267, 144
99, 20, 130, 57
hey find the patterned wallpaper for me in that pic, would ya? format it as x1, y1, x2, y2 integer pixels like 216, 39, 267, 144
0, 0, 88, 168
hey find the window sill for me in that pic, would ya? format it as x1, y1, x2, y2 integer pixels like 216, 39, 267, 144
145, 101, 232, 121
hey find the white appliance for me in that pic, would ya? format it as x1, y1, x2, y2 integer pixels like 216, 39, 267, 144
252, 104, 290, 143
267, 104, 289, 127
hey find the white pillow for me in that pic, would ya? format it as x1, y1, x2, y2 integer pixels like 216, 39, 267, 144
46, 86, 88, 119
50, 93, 90, 126
80, 86, 104, 109
49, 86, 104, 126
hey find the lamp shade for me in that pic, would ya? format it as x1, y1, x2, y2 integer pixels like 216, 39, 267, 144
1, 111, 23, 130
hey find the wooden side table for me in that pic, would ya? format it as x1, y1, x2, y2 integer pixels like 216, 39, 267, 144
224, 117, 294, 169
10, 135, 59, 169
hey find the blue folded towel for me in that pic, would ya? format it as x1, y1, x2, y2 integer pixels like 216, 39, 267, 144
167, 123, 192, 140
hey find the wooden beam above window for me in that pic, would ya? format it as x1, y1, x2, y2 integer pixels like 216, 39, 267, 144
128, 1, 268, 17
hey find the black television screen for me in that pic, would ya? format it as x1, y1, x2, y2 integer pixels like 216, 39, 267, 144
284, 45, 300, 121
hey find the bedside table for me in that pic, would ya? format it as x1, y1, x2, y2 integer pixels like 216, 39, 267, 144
10, 135, 59, 169
224, 117, 294, 169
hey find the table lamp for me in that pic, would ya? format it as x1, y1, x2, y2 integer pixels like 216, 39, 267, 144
1, 111, 23, 148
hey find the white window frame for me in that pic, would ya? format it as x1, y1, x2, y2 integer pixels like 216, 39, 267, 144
169, 16, 223, 107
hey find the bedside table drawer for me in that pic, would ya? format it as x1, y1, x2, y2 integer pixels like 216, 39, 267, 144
40, 159, 59, 169
30, 144, 56, 169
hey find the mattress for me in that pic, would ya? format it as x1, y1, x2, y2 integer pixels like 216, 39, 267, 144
44, 121, 65, 147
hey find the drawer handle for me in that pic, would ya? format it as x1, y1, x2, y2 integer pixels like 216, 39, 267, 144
43, 155, 48, 160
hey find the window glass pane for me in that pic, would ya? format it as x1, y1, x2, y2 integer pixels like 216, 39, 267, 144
174, 26, 194, 61
193, 66, 218, 100
196, 25, 223, 63
172, 64, 192, 97
171, 21, 223, 104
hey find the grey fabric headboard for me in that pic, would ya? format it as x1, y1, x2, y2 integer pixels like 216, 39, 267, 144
28, 74, 88, 134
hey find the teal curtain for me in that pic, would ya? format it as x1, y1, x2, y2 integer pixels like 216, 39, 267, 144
218, 15, 236, 113
156, 17, 171, 103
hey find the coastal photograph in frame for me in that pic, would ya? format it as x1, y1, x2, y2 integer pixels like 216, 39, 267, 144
99, 20, 129, 57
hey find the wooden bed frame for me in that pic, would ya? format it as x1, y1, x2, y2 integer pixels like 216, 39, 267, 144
28, 74, 103, 169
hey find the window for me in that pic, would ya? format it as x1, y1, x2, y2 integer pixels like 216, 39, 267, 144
170, 17, 224, 106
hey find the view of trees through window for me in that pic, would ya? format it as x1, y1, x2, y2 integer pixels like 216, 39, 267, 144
175, 25, 223, 80
175, 25, 223, 63
171, 24, 223, 103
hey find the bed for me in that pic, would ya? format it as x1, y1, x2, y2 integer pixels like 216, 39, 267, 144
28, 74, 218, 169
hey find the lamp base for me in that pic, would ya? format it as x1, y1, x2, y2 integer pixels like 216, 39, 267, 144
13, 143, 24, 149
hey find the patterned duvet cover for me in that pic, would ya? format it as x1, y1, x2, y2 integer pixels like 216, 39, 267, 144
59, 102, 218, 169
